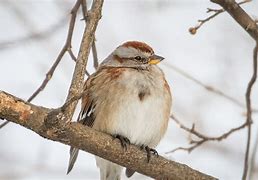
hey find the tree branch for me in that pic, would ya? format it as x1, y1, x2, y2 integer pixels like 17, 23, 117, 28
242, 42, 258, 179
189, 0, 251, 35
81, 0, 99, 70
0, 0, 82, 128
64, 0, 103, 121
27, 0, 81, 102
164, 63, 258, 111
0, 91, 217, 180
211, 0, 258, 41
168, 114, 248, 153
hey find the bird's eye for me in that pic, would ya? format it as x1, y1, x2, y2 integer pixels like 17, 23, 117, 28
134, 56, 142, 60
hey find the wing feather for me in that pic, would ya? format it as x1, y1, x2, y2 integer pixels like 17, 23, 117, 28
67, 73, 96, 174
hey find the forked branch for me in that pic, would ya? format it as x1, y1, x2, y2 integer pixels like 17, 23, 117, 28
189, 0, 251, 35
0, 91, 217, 180
63, 0, 103, 121
0, 0, 81, 128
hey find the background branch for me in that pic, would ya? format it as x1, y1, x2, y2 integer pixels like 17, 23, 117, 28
242, 42, 258, 179
63, 0, 103, 120
81, 0, 99, 70
0, 0, 81, 129
165, 63, 257, 111
211, 0, 258, 41
209, 1, 258, 179
178, 0, 258, 178
1, 0, 257, 179
0, 91, 217, 180
168, 114, 248, 153
189, 0, 251, 35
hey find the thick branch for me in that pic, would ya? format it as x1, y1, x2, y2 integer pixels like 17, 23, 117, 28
64, 0, 103, 120
0, 91, 216, 180
211, 0, 258, 41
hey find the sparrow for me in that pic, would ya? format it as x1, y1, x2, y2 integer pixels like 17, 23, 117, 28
67, 41, 172, 180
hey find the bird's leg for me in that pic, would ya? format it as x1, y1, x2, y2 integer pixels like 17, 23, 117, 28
140, 145, 159, 162
114, 134, 131, 150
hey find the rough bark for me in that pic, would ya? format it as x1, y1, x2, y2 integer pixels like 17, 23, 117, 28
0, 91, 217, 180
64, 0, 103, 120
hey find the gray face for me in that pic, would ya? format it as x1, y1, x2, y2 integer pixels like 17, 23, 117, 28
100, 43, 164, 69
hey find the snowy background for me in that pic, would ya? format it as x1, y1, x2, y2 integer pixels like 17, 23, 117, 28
1, 0, 258, 179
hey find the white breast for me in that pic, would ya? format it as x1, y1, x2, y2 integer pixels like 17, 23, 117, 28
93, 67, 171, 148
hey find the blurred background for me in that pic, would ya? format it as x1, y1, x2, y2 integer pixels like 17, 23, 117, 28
0, 0, 258, 179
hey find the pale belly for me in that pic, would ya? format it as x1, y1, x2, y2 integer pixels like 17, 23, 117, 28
93, 85, 169, 148
110, 94, 167, 147
92, 68, 171, 148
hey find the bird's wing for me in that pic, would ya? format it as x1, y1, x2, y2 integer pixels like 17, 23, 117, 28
67, 73, 96, 174
78, 77, 96, 127
67, 66, 125, 174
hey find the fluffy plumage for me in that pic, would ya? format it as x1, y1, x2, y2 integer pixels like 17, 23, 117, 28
67, 41, 172, 180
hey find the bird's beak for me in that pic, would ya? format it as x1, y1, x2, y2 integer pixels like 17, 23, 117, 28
148, 54, 165, 65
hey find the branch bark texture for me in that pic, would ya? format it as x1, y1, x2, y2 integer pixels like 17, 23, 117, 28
211, 0, 258, 41
64, 0, 103, 120
0, 91, 217, 180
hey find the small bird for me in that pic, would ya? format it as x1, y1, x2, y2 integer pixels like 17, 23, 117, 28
67, 41, 172, 180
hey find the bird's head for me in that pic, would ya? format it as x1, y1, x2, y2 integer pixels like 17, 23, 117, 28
102, 41, 164, 69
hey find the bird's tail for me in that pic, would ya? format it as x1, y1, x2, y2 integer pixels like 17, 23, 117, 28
96, 156, 122, 180
67, 147, 79, 174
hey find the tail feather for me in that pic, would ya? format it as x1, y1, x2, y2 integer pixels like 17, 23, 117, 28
67, 147, 79, 174
96, 156, 122, 180
125, 168, 136, 178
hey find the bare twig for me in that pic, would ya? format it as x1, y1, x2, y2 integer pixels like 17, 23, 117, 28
209, 0, 258, 179
189, 0, 251, 35
68, 49, 77, 62
63, 0, 103, 121
167, 114, 248, 153
211, 0, 258, 41
177, 1, 258, 178
242, 43, 257, 180
68, 48, 91, 77
92, 37, 99, 69
165, 63, 258, 113
27, 0, 80, 101
189, 9, 223, 35
249, 125, 258, 180
81, 0, 99, 70
0, 0, 81, 129
25, 0, 81, 101
168, 43, 257, 177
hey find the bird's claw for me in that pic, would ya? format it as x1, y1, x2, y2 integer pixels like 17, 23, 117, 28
141, 145, 159, 162
114, 134, 131, 150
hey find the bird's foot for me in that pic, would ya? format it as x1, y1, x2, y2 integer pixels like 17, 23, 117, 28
141, 145, 159, 162
114, 134, 131, 150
